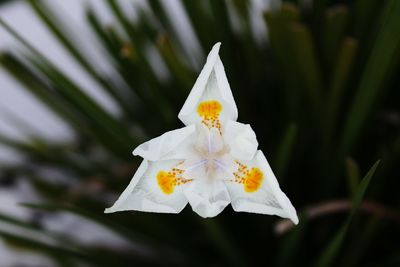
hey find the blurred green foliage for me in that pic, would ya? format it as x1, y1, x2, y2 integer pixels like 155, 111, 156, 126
0, 0, 400, 266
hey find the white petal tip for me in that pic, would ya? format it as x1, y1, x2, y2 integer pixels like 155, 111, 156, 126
213, 42, 221, 49
132, 148, 139, 156
104, 208, 113, 214
209, 42, 221, 57
291, 216, 299, 225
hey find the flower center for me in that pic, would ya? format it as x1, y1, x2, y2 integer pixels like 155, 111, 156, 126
189, 129, 232, 181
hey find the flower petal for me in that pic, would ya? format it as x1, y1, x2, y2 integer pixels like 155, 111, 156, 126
178, 42, 238, 128
224, 151, 298, 224
184, 179, 230, 218
224, 120, 258, 161
105, 160, 190, 214
133, 125, 196, 161
195, 125, 224, 154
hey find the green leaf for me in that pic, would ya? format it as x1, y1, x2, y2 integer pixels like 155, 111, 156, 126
26, 55, 137, 155
315, 160, 380, 267
341, 217, 380, 267
324, 37, 358, 144
0, 213, 42, 232
0, 230, 155, 266
156, 35, 196, 89
289, 23, 323, 115
0, 53, 88, 134
321, 5, 349, 70
263, 4, 301, 119
277, 211, 308, 267
181, 0, 215, 53
340, 0, 400, 153
352, 0, 381, 40
21, 203, 186, 265
200, 219, 245, 267
22, 203, 144, 242
0, 230, 89, 262
0, 20, 140, 156
105, 0, 174, 122
344, 157, 360, 197
209, 0, 236, 60
274, 123, 298, 179
27, 0, 132, 115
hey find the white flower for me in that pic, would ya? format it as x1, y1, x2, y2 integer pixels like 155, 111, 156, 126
105, 43, 298, 223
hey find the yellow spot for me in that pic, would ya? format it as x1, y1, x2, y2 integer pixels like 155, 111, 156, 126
156, 167, 193, 194
197, 100, 222, 117
197, 100, 222, 132
156, 171, 176, 194
244, 168, 264, 192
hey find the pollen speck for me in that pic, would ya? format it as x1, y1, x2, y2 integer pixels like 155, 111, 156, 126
244, 168, 263, 192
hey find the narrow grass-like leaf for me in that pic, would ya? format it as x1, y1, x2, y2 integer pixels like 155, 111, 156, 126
0, 53, 90, 135
105, 0, 174, 122
289, 23, 323, 116
22, 203, 187, 265
22, 203, 148, 243
352, 0, 381, 40
0, 230, 154, 266
321, 5, 349, 70
26, 56, 137, 154
345, 157, 360, 197
201, 219, 245, 267
156, 35, 195, 89
341, 217, 380, 267
147, 0, 177, 40
181, 0, 214, 53
325, 37, 357, 144
0, 230, 90, 263
0, 134, 81, 173
263, 4, 301, 119
0, 20, 139, 155
277, 211, 308, 267
340, 0, 400, 153
209, 0, 236, 60
315, 160, 380, 267
27, 0, 131, 115
0, 213, 42, 232
274, 123, 297, 179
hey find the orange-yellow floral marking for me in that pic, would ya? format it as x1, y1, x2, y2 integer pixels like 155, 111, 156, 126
156, 171, 175, 194
156, 166, 192, 194
233, 161, 264, 193
197, 100, 222, 132
244, 168, 263, 192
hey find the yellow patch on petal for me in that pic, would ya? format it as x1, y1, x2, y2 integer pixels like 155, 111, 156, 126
232, 161, 264, 193
197, 100, 222, 132
156, 166, 192, 195
244, 168, 263, 192
197, 100, 222, 117
156, 171, 175, 194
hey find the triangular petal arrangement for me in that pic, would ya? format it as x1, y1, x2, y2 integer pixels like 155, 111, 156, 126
105, 42, 298, 224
